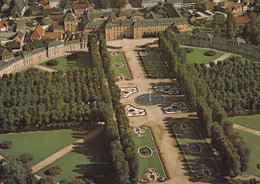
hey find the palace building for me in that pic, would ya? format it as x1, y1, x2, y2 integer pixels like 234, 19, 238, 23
84, 12, 188, 40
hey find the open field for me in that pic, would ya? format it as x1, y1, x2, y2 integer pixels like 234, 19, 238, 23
139, 49, 170, 78
183, 47, 225, 64
40, 52, 90, 73
0, 129, 86, 166
36, 131, 112, 183
171, 120, 219, 180
132, 128, 166, 179
236, 130, 260, 177
228, 115, 260, 131
110, 52, 131, 79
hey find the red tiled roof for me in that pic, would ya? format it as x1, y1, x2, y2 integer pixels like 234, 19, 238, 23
52, 22, 59, 27
42, 32, 62, 39
31, 24, 45, 38
74, 4, 87, 9
0, 20, 8, 29
236, 16, 250, 24
43, 4, 51, 9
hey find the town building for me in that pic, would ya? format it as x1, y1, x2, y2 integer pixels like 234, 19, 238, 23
64, 12, 78, 33
31, 24, 45, 40
49, 0, 60, 8
0, 20, 8, 32
11, 0, 28, 17
74, 4, 87, 17
0, 48, 14, 61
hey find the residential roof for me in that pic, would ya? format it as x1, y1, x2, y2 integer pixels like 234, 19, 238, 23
42, 32, 62, 39
43, 4, 51, 9
236, 16, 250, 24
42, 17, 53, 25
14, 31, 24, 41
74, 3, 87, 9
31, 24, 45, 38
12, 0, 26, 12
64, 12, 77, 22
0, 20, 8, 29
0, 48, 14, 61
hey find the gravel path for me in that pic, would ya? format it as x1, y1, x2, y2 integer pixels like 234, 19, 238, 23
33, 64, 57, 72
233, 124, 260, 136
31, 127, 103, 173
107, 38, 203, 184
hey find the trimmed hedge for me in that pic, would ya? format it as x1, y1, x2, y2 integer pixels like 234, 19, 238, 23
46, 60, 59, 66
204, 50, 216, 56
184, 48, 193, 53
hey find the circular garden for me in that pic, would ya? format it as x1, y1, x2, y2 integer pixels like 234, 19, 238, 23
138, 146, 153, 158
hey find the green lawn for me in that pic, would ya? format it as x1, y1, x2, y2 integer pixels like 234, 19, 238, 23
0, 129, 86, 166
132, 128, 166, 179
183, 47, 225, 64
110, 53, 131, 79
139, 49, 170, 78
36, 131, 112, 183
228, 115, 260, 131
40, 52, 90, 73
172, 122, 219, 178
236, 130, 260, 177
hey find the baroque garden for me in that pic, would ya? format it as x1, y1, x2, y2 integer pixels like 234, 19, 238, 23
0, 30, 259, 184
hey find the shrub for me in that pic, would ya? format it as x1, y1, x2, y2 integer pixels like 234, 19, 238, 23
44, 166, 62, 176
257, 164, 260, 169
19, 153, 34, 163
0, 141, 12, 149
66, 53, 78, 60
204, 50, 216, 56
46, 60, 59, 66
184, 48, 193, 53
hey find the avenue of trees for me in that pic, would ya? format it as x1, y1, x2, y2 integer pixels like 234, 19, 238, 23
98, 34, 139, 184
88, 34, 139, 184
159, 29, 250, 178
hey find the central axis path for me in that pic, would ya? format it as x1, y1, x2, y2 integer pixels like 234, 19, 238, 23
107, 38, 200, 184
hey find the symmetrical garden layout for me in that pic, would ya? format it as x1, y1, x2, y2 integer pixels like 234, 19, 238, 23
131, 126, 166, 182
171, 121, 220, 179
139, 49, 170, 78
110, 52, 131, 80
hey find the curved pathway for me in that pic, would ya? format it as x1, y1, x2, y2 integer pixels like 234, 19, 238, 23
33, 64, 57, 72
233, 124, 260, 136
31, 127, 103, 173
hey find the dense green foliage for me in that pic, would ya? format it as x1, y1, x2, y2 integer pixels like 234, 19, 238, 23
0, 68, 111, 131
243, 12, 260, 46
44, 166, 62, 176
98, 34, 139, 184
19, 153, 34, 163
159, 29, 250, 178
0, 141, 12, 149
195, 57, 260, 114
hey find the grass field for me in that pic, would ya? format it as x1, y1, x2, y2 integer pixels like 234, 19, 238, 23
40, 52, 90, 73
0, 129, 86, 166
228, 115, 260, 131
36, 131, 112, 183
139, 49, 170, 78
132, 128, 166, 179
183, 47, 225, 64
171, 121, 219, 179
236, 130, 260, 177
110, 52, 131, 79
